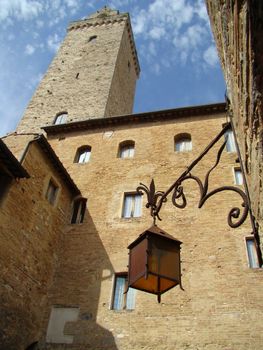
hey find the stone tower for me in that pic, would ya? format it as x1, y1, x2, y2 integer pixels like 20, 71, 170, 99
17, 7, 140, 133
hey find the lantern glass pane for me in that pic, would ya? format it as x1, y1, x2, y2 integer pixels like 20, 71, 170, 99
148, 237, 180, 281
129, 239, 147, 286
131, 275, 178, 294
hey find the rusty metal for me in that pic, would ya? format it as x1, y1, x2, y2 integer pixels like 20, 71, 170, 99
137, 122, 249, 229
127, 225, 182, 303
229, 116, 263, 266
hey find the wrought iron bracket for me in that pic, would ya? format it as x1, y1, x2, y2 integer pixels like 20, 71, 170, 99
137, 122, 249, 229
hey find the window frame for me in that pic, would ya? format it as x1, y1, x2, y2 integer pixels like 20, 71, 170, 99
45, 178, 59, 206
245, 236, 260, 268
74, 146, 92, 164
122, 192, 142, 218
118, 140, 135, 159
224, 129, 237, 153
233, 167, 243, 185
174, 133, 192, 152
111, 272, 136, 311
54, 112, 68, 125
71, 198, 87, 224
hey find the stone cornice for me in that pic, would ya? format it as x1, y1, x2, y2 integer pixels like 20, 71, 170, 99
43, 103, 226, 136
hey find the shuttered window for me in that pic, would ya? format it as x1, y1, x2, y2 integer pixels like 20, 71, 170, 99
112, 273, 136, 310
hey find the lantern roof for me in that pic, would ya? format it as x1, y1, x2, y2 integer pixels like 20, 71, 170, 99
128, 224, 182, 249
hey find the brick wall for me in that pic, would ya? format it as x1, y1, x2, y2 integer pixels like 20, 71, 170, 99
0, 136, 75, 350
206, 1, 263, 244
38, 111, 263, 349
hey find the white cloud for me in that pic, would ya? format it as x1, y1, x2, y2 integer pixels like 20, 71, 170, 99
132, 10, 147, 35
0, 0, 43, 22
152, 63, 160, 75
36, 19, 44, 28
25, 44, 35, 55
149, 27, 165, 40
65, 0, 79, 8
47, 33, 61, 52
132, 0, 215, 70
7, 33, 15, 40
108, 0, 130, 9
203, 45, 219, 67
194, 0, 209, 23
173, 24, 207, 51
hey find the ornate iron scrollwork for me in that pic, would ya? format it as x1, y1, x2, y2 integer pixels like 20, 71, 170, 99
137, 122, 249, 228
137, 179, 167, 223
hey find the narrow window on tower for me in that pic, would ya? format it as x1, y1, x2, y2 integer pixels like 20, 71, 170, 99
88, 35, 97, 43
233, 168, 243, 185
54, 112, 68, 125
74, 146, 91, 164
71, 198, 87, 224
118, 141, 135, 159
245, 237, 260, 268
174, 133, 192, 152
224, 129, 237, 152
122, 193, 142, 218
111, 273, 136, 310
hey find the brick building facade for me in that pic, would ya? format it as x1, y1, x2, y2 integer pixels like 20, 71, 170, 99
1, 6, 263, 350
206, 0, 263, 246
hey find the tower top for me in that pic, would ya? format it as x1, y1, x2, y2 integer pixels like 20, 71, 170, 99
67, 7, 140, 76
88, 6, 120, 19
68, 6, 128, 30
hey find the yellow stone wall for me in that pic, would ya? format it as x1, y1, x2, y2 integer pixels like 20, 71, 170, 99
0, 136, 75, 350
39, 111, 263, 349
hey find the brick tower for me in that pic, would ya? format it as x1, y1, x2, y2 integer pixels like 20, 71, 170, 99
17, 7, 140, 133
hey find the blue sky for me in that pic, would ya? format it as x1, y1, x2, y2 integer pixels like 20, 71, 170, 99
0, 0, 226, 136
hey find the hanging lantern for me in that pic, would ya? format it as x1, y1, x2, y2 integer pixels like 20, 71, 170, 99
127, 225, 182, 302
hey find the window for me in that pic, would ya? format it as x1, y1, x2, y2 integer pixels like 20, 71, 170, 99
224, 129, 237, 152
46, 307, 79, 343
112, 273, 136, 310
246, 237, 260, 268
234, 168, 243, 185
0, 166, 13, 204
174, 133, 192, 152
46, 179, 58, 205
88, 35, 97, 43
118, 141, 135, 158
74, 146, 91, 163
71, 198, 87, 224
122, 193, 142, 218
54, 113, 68, 125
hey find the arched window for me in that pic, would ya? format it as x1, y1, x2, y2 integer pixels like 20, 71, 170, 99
118, 141, 135, 158
174, 133, 192, 152
54, 112, 68, 125
74, 146, 91, 163
71, 197, 87, 224
224, 129, 237, 152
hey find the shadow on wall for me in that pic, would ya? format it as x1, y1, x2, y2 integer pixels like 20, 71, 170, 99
38, 209, 118, 350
